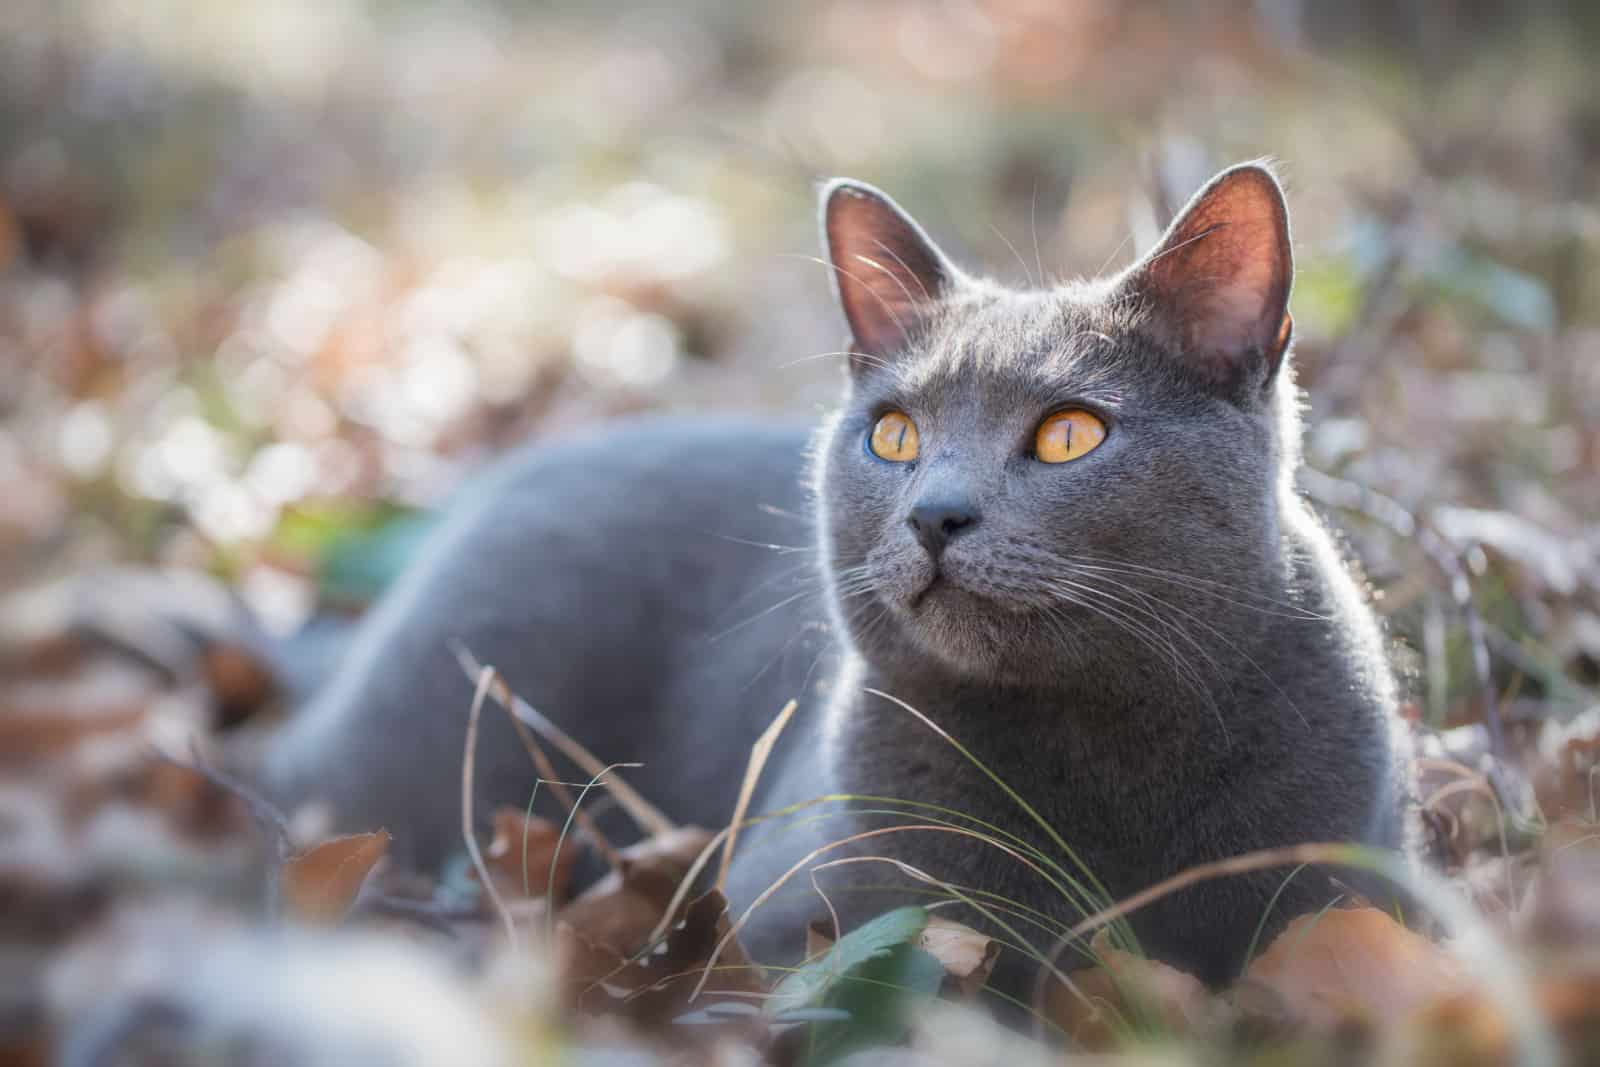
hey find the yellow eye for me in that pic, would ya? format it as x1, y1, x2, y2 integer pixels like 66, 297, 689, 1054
869, 411, 920, 462
1034, 410, 1106, 464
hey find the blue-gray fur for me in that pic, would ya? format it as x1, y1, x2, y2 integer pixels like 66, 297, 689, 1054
265, 162, 1412, 997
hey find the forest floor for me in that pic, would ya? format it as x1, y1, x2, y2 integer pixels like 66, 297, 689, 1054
3, 2, 1599, 1064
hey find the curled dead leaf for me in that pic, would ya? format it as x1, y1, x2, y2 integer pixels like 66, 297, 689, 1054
480, 806, 578, 903
1409, 973, 1600, 1065
918, 916, 999, 998
280, 830, 390, 924
557, 826, 715, 959
553, 826, 764, 1024
560, 888, 763, 1023
1241, 906, 1465, 1028
1046, 930, 1214, 1049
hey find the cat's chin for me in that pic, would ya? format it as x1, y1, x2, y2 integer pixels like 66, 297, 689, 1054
899, 580, 1027, 676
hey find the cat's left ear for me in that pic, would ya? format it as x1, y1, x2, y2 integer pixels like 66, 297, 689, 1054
821, 179, 958, 374
1119, 162, 1294, 391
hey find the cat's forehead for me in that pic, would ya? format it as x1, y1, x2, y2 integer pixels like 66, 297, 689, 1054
887, 283, 1146, 406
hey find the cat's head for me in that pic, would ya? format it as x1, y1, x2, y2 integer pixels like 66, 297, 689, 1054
813, 162, 1301, 685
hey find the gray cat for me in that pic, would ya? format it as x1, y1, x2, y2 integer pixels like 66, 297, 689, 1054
265, 162, 1413, 992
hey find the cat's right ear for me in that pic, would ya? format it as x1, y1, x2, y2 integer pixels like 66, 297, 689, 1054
821, 179, 956, 373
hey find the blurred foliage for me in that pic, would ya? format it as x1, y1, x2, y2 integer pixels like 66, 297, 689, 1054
0, 0, 1596, 720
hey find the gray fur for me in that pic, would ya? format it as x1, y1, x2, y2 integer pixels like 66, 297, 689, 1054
265, 163, 1412, 995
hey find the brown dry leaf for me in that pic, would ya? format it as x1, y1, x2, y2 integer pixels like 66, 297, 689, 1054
480, 807, 579, 903
618, 889, 765, 1021
1046, 930, 1214, 1048
560, 888, 763, 1020
557, 826, 714, 960
1534, 709, 1600, 823
1410, 973, 1600, 1065
280, 830, 391, 924
200, 643, 278, 728
1241, 906, 1465, 1028
805, 917, 835, 961
136, 757, 245, 840
0, 659, 156, 764
919, 916, 1000, 998
554, 826, 738, 1018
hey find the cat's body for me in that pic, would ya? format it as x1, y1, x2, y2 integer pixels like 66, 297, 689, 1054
266, 163, 1412, 992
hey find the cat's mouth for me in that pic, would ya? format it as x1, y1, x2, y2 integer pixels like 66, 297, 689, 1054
909, 569, 1001, 614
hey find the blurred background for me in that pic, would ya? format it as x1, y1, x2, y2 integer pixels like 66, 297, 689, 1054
4, 1, 1600, 1060
2, 0, 1598, 713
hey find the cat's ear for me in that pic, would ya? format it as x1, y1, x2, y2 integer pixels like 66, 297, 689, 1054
821, 179, 957, 371
1120, 162, 1294, 389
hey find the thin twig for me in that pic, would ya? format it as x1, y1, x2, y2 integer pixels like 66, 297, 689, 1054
163, 740, 292, 917
478, 659, 623, 871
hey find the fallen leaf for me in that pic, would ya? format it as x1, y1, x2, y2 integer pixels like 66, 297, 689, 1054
625, 889, 765, 1020
560, 887, 763, 1025
812, 913, 1001, 1001
1241, 906, 1464, 1028
480, 807, 578, 903
1409, 973, 1600, 1065
136, 757, 245, 840
280, 830, 390, 924
768, 907, 928, 1018
1534, 708, 1600, 824
917, 916, 999, 998
1046, 930, 1214, 1048
557, 826, 715, 959
0, 660, 156, 764
200, 644, 278, 728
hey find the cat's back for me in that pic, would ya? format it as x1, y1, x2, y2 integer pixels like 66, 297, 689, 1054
265, 415, 832, 865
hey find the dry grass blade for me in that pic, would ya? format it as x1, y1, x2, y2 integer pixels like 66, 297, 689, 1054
463, 663, 519, 951
453, 642, 674, 838
691, 821, 1087, 1013
716, 699, 797, 892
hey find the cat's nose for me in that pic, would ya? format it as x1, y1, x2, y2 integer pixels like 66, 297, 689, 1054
907, 498, 979, 558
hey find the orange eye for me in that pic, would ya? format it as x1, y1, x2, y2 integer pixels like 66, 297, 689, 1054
869, 411, 920, 462
1034, 410, 1106, 464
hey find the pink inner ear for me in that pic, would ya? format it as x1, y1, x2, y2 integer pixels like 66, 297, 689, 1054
1184, 231, 1281, 356
1138, 166, 1293, 370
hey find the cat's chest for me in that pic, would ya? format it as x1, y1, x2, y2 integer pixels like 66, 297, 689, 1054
826, 687, 1226, 848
